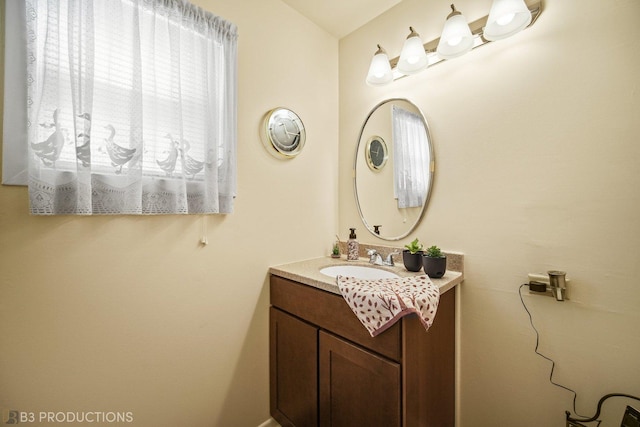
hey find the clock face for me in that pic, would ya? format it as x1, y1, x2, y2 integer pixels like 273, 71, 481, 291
263, 108, 306, 158
365, 136, 388, 171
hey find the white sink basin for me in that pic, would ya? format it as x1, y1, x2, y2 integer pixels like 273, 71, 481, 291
320, 265, 400, 280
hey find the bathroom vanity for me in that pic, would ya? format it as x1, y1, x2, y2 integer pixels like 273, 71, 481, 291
269, 255, 463, 427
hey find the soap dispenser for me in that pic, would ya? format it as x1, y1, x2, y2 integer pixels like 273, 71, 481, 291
347, 228, 359, 261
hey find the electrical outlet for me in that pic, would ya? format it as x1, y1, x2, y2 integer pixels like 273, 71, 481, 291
527, 273, 571, 299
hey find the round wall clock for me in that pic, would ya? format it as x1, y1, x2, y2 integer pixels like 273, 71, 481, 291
261, 107, 306, 158
365, 136, 388, 171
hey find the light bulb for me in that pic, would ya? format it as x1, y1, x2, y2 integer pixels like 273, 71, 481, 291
448, 36, 462, 46
407, 55, 420, 65
496, 13, 516, 26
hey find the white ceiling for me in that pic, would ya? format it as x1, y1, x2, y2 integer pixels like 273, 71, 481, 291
281, 0, 402, 39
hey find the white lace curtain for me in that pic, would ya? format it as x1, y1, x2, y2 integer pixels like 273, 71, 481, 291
5, 0, 238, 215
392, 105, 430, 209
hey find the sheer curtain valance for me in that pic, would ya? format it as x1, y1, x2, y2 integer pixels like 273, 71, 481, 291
3, 0, 238, 214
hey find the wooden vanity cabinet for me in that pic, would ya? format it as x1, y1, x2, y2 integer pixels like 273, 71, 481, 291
270, 275, 455, 427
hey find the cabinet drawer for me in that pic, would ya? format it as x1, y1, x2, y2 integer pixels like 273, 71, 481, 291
270, 275, 401, 361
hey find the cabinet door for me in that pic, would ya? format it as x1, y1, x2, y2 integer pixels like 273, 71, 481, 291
319, 331, 401, 427
270, 308, 318, 427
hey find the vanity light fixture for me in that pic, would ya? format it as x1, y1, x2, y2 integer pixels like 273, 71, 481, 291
366, 45, 394, 86
366, 0, 541, 85
436, 5, 474, 60
397, 27, 430, 75
484, 0, 532, 41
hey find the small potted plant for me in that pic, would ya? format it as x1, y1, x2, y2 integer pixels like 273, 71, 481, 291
423, 245, 446, 278
331, 241, 341, 258
402, 238, 424, 272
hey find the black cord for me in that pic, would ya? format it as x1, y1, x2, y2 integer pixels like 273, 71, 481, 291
518, 284, 589, 419
566, 393, 640, 424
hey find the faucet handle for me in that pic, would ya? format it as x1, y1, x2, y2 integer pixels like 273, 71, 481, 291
384, 251, 400, 266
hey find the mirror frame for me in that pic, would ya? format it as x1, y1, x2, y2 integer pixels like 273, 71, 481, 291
353, 98, 435, 241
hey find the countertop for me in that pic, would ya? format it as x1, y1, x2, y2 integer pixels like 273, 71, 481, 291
269, 254, 464, 296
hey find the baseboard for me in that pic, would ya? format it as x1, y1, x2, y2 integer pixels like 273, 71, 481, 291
257, 418, 281, 427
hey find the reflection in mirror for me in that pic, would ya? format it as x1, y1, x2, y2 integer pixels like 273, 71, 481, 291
354, 98, 434, 241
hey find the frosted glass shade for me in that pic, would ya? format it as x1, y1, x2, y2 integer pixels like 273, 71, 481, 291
484, 0, 532, 41
366, 45, 393, 86
437, 12, 474, 60
397, 28, 428, 75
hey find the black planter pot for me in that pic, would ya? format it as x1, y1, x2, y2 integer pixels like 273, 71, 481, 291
423, 255, 447, 278
402, 250, 424, 272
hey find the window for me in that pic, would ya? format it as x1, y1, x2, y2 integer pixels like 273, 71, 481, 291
2, 0, 238, 215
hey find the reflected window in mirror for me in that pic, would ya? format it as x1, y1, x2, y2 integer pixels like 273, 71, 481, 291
392, 105, 431, 209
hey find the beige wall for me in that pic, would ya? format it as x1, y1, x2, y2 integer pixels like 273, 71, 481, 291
3, 0, 639, 425
0, 0, 338, 426
340, 0, 640, 425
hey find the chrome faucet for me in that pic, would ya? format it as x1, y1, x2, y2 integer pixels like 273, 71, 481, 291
367, 249, 384, 265
368, 249, 400, 267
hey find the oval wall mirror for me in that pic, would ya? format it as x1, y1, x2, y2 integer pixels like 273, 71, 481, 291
354, 98, 434, 241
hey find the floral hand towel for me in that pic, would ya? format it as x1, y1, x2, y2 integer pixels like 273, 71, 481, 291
337, 274, 440, 337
